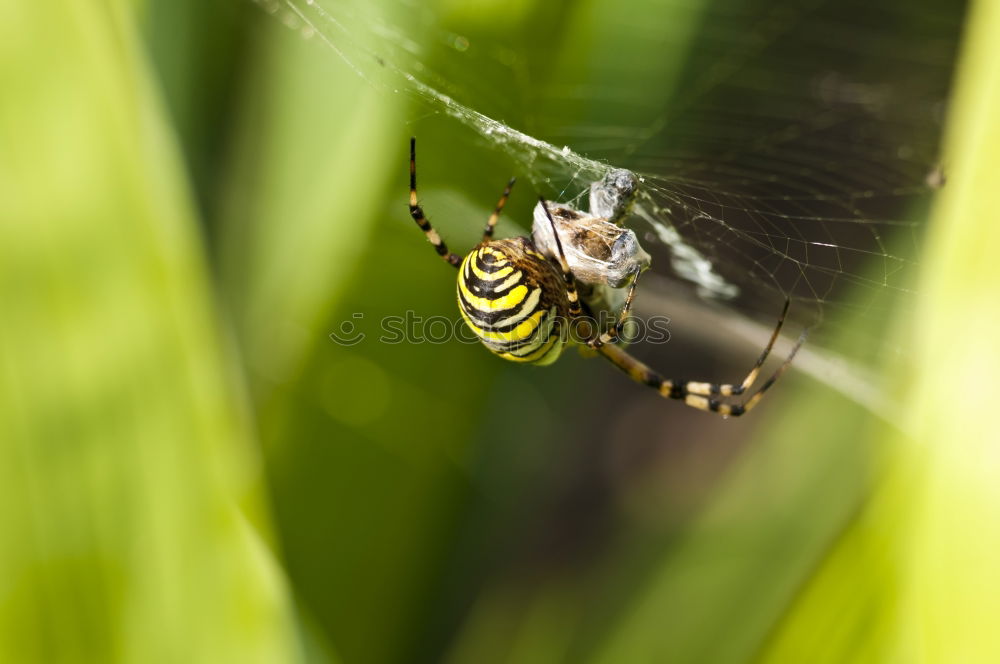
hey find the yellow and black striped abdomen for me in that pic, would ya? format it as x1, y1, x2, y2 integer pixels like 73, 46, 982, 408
457, 237, 569, 365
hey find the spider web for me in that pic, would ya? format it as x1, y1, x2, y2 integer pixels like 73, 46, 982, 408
252, 0, 963, 418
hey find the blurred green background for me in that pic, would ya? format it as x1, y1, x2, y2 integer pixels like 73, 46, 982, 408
2, 0, 999, 662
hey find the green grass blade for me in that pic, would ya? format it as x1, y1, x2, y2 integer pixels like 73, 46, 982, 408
760, 0, 1000, 660
0, 3, 302, 662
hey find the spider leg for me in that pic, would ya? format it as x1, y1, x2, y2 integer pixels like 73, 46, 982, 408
596, 321, 807, 418
539, 197, 584, 317
708, 297, 791, 397
588, 266, 643, 349
409, 137, 462, 267
483, 177, 516, 241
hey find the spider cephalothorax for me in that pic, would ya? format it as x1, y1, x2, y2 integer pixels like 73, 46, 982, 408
406, 137, 803, 417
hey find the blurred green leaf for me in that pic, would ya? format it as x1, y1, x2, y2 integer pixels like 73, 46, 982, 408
0, 3, 301, 662
762, 1, 1000, 661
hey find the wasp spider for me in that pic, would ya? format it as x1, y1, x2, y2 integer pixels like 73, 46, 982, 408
407, 138, 804, 417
